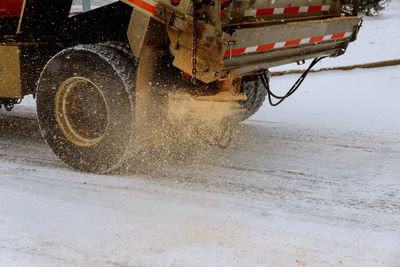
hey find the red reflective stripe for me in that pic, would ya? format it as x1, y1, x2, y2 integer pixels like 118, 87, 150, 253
231, 48, 246, 55
309, 35, 324, 42
308, 5, 322, 12
129, 0, 157, 14
284, 6, 300, 13
256, 43, 275, 51
0, 0, 23, 18
284, 39, 301, 47
221, 0, 229, 17
224, 48, 246, 56
331, 32, 346, 39
224, 31, 350, 57
256, 8, 274, 16
249, 5, 329, 17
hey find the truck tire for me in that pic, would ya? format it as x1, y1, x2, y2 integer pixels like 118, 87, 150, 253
97, 41, 136, 61
237, 74, 267, 121
36, 44, 138, 173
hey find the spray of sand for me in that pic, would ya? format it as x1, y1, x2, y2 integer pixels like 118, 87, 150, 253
117, 86, 240, 178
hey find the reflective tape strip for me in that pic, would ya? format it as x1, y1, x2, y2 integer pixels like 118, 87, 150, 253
225, 32, 352, 57
321, 5, 330, 11
245, 5, 331, 16
331, 32, 346, 39
244, 46, 258, 53
309, 35, 324, 43
344, 32, 352, 38
284, 39, 301, 47
300, 37, 311, 44
244, 9, 257, 16
256, 43, 275, 51
256, 8, 274, 16
323, 34, 333, 41
299, 6, 309, 12
128, 0, 157, 15
308, 5, 322, 12
284, 7, 300, 14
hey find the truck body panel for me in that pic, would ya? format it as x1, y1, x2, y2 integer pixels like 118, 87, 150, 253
0, 0, 363, 172
0, 0, 23, 18
122, 0, 361, 82
0, 46, 21, 98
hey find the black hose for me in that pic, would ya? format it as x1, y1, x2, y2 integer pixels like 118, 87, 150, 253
262, 56, 327, 106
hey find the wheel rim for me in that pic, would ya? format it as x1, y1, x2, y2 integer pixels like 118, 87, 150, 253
55, 77, 110, 147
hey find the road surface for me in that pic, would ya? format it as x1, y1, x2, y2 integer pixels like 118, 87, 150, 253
1, 67, 400, 266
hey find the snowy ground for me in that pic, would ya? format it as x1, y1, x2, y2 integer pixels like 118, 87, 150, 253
254, 66, 400, 133
1, 66, 399, 266
1, 2, 400, 267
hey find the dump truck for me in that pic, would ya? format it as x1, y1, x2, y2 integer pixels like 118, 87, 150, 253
0, 0, 361, 173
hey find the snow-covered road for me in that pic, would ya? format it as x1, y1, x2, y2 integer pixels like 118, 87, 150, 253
1, 66, 399, 266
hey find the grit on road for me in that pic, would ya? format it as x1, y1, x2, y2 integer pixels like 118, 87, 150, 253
0, 66, 399, 266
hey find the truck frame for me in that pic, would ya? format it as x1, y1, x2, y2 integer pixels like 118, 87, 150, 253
0, 0, 361, 172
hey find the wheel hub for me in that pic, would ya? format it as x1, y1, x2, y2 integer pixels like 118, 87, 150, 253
55, 77, 110, 147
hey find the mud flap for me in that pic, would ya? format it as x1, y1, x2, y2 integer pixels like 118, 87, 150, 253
127, 9, 167, 58
0, 46, 21, 98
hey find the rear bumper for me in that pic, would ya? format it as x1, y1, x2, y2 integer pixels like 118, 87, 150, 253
222, 16, 362, 76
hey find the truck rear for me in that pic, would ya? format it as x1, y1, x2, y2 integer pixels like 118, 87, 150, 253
0, 0, 361, 172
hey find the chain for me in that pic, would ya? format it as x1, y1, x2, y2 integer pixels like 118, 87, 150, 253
221, 0, 235, 10
191, 0, 198, 85
0, 98, 21, 112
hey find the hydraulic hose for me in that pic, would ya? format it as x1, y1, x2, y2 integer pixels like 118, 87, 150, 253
261, 56, 327, 106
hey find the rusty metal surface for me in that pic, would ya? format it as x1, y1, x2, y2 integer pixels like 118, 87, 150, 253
228, 17, 359, 50
120, 0, 360, 81
225, 46, 341, 76
167, 16, 229, 83
221, 0, 342, 25
127, 9, 151, 58
0, 46, 21, 98
127, 7, 168, 57
168, 91, 245, 122
194, 90, 246, 101
221, 17, 361, 76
